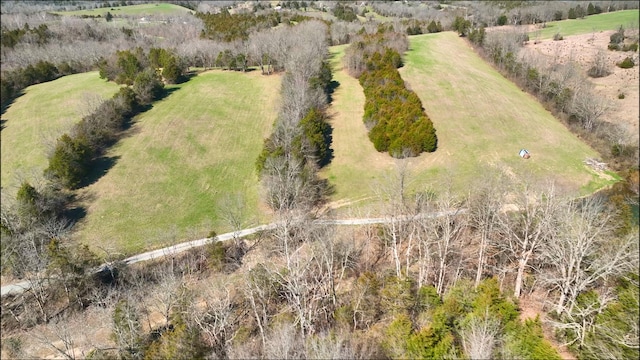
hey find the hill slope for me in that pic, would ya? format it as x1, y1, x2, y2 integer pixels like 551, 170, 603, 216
74, 70, 281, 254
322, 32, 607, 213
1, 72, 121, 193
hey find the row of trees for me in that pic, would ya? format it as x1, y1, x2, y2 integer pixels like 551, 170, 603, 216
345, 31, 437, 158
255, 20, 333, 213
99, 47, 186, 85
1, 60, 79, 110
195, 9, 282, 42
46, 56, 164, 189
0, 23, 52, 48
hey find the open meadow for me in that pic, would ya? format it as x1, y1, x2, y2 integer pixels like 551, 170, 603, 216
322, 32, 610, 214
528, 9, 639, 40
1, 72, 121, 194
51, 3, 193, 17
72, 70, 281, 255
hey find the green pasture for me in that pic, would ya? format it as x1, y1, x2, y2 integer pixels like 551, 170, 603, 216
529, 9, 639, 39
1, 72, 121, 194
322, 32, 608, 214
73, 70, 280, 255
52, 3, 193, 17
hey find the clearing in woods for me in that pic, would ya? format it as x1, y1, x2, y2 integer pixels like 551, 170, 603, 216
73, 70, 281, 255
322, 32, 608, 214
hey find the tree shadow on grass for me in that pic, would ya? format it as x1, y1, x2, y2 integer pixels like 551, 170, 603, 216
1, 90, 24, 117
64, 204, 87, 225
79, 155, 121, 189
133, 86, 180, 115
326, 79, 340, 104
62, 189, 95, 224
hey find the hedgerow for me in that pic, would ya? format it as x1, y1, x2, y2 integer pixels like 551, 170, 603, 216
357, 45, 437, 158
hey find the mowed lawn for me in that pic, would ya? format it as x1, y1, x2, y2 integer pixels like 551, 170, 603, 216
53, 3, 193, 17
74, 70, 280, 255
322, 32, 605, 213
1, 72, 121, 193
529, 9, 639, 39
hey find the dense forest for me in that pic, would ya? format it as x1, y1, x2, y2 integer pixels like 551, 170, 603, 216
1, 1, 638, 359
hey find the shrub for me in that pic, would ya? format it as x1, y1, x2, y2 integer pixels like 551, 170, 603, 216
554, 10, 563, 21
617, 57, 635, 68
504, 317, 562, 360
427, 20, 443, 33
621, 42, 638, 52
618, 93, 625, 99
133, 68, 164, 105
553, 32, 563, 41
610, 27, 625, 45
587, 65, 611, 78
497, 14, 508, 26
45, 134, 93, 189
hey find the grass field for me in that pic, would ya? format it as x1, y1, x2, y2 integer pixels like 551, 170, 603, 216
52, 3, 193, 17
1, 72, 121, 194
321, 32, 610, 214
529, 9, 639, 39
73, 70, 280, 255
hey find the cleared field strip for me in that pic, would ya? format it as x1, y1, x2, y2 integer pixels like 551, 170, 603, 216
1, 72, 121, 193
529, 9, 639, 39
74, 70, 281, 255
52, 3, 193, 17
322, 32, 604, 214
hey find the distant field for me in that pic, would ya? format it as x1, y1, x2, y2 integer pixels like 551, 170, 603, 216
73, 70, 280, 255
52, 3, 193, 17
529, 9, 639, 39
322, 32, 609, 214
1, 72, 121, 194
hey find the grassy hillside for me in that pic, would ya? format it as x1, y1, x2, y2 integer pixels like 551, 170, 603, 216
52, 3, 193, 17
73, 70, 280, 255
322, 32, 608, 213
1, 72, 121, 193
529, 9, 639, 39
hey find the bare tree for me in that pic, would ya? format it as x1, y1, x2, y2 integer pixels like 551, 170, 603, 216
374, 160, 413, 278
305, 331, 356, 359
468, 175, 504, 288
460, 309, 501, 359
262, 322, 304, 359
111, 295, 144, 360
571, 88, 611, 131
429, 189, 468, 295
542, 196, 639, 315
31, 319, 79, 360
498, 182, 562, 298
549, 288, 616, 348
588, 49, 612, 78
191, 280, 239, 359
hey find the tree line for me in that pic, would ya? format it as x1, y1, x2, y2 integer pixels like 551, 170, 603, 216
465, 25, 638, 172
255, 20, 334, 214
47, 48, 169, 190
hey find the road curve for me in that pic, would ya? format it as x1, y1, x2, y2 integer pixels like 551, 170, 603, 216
1, 210, 465, 297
